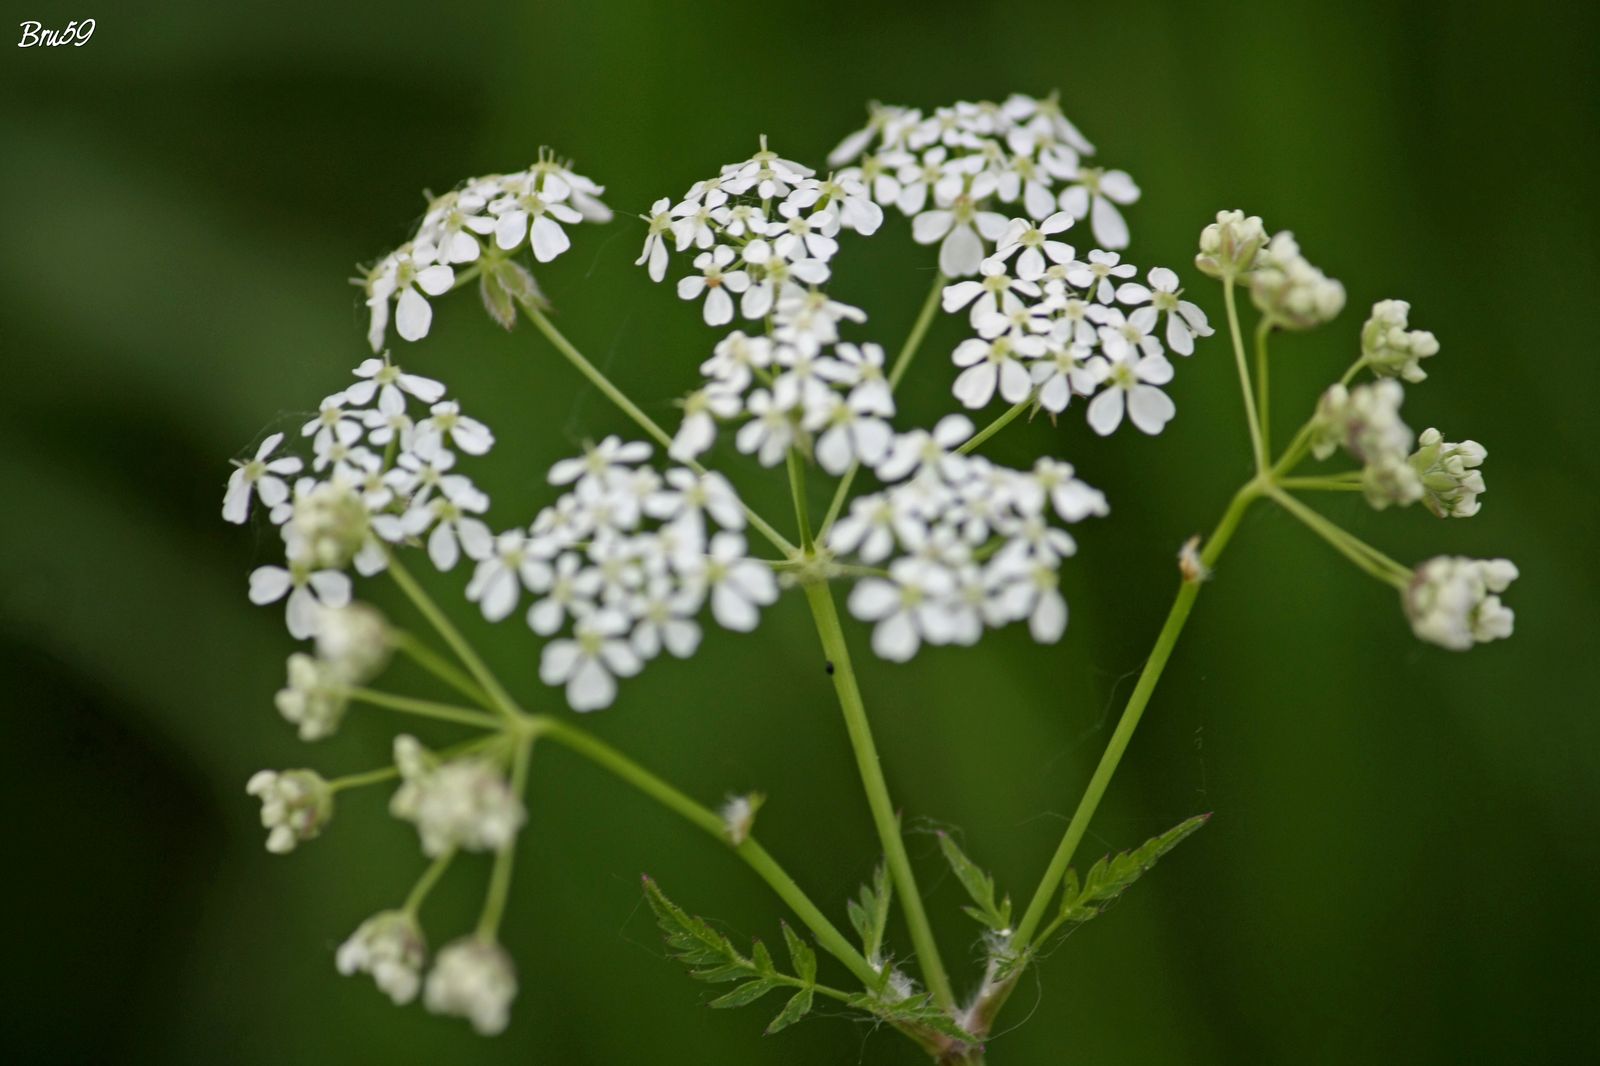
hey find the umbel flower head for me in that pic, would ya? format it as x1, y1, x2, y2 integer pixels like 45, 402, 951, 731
424, 937, 518, 1036
1194, 210, 1267, 279
246, 769, 332, 853
1249, 232, 1345, 329
1362, 299, 1439, 382
1409, 428, 1487, 518
1404, 556, 1518, 651
389, 736, 526, 857
337, 910, 428, 1005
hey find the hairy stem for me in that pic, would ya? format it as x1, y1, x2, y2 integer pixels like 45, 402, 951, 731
800, 581, 956, 1010
1011, 479, 1263, 951
520, 302, 794, 555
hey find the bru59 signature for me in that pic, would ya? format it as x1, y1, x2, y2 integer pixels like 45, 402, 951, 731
18, 20, 96, 47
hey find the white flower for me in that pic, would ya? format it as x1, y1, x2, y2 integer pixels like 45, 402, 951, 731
249, 561, 351, 639
1404, 557, 1518, 651
670, 386, 742, 461
827, 342, 895, 416
1311, 381, 1418, 511
246, 769, 332, 853
526, 553, 600, 635
314, 602, 391, 683
337, 911, 427, 1006
699, 330, 773, 393
413, 401, 495, 459
274, 652, 350, 740
491, 170, 583, 261
734, 389, 795, 467
1249, 232, 1345, 329
343, 356, 446, 411
1409, 429, 1487, 519
951, 334, 1045, 409
1030, 343, 1103, 413
876, 414, 975, 483
365, 244, 455, 351
689, 532, 778, 632
539, 609, 642, 712
990, 212, 1076, 281
637, 197, 674, 281
810, 394, 894, 474
425, 938, 518, 1036
628, 577, 703, 661
1031, 457, 1109, 522
768, 201, 839, 262
1115, 267, 1213, 356
467, 530, 553, 622
677, 246, 749, 326
912, 194, 1009, 277
390, 735, 526, 856
847, 558, 957, 662
223, 433, 302, 524
1085, 343, 1175, 436
942, 260, 1041, 328
282, 477, 376, 571
1066, 249, 1137, 303
1057, 167, 1139, 249
1361, 299, 1439, 382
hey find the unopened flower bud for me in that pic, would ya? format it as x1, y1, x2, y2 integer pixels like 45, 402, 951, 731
246, 768, 333, 853
425, 937, 518, 1036
275, 652, 350, 740
337, 910, 427, 1005
1361, 300, 1439, 383
719, 792, 765, 845
315, 602, 392, 683
1409, 428, 1486, 518
1194, 209, 1268, 279
1248, 232, 1344, 329
285, 478, 372, 570
1404, 556, 1518, 651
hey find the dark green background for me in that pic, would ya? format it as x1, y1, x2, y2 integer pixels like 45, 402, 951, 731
3, 2, 1596, 1062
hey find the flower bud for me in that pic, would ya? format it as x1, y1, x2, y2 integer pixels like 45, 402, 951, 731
1404, 556, 1518, 651
246, 769, 333, 853
1194, 210, 1268, 279
337, 910, 427, 1005
1248, 232, 1345, 329
1408, 428, 1486, 518
1361, 300, 1438, 383
425, 937, 518, 1036
315, 602, 392, 684
284, 479, 371, 570
719, 792, 764, 845
274, 652, 351, 741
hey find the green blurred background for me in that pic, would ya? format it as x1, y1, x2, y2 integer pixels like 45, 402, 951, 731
3, 1, 1597, 1062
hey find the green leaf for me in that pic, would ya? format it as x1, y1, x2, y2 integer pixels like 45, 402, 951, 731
1059, 814, 1210, 924
938, 832, 1012, 932
780, 921, 817, 985
765, 987, 814, 1034
709, 979, 781, 1009
642, 875, 758, 984
848, 862, 893, 963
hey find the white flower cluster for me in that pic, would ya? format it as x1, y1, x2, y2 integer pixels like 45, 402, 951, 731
337, 910, 427, 1005
1361, 299, 1439, 382
940, 229, 1209, 434
245, 768, 332, 853
424, 937, 519, 1036
364, 153, 610, 350
228, 354, 498, 637
1248, 231, 1346, 329
829, 415, 1107, 660
1405, 556, 1518, 651
1312, 377, 1488, 517
828, 93, 1140, 269
462, 437, 775, 711
389, 735, 526, 858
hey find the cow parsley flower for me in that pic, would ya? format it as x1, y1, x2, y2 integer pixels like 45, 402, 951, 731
1404, 556, 1518, 651
1086, 342, 1175, 436
249, 561, 352, 639
1249, 232, 1345, 329
1311, 381, 1422, 507
275, 652, 351, 740
337, 910, 427, 1006
365, 244, 455, 351
425, 938, 518, 1036
1057, 167, 1140, 250
1409, 429, 1487, 518
1116, 267, 1214, 356
1194, 209, 1268, 279
314, 602, 392, 683
246, 769, 332, 853
223, 433, 302, 524
539, 609, 642, 712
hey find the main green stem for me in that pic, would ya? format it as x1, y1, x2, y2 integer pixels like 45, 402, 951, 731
1010, 478, 1263, 950
521, 302, 794, 555
801, 581, 956, 1011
